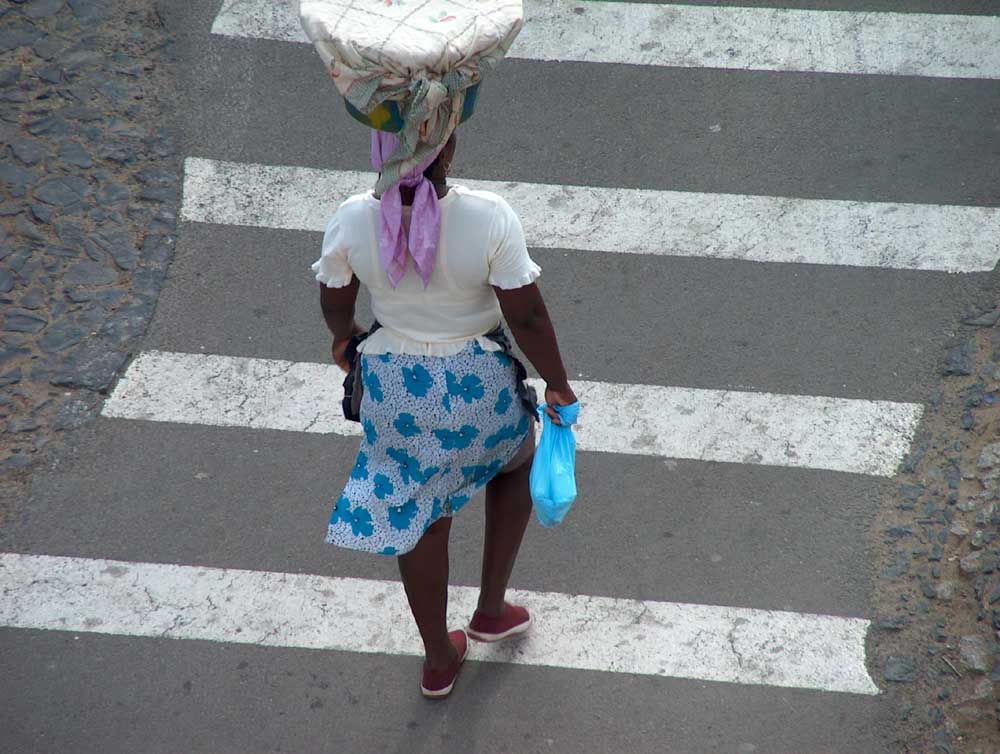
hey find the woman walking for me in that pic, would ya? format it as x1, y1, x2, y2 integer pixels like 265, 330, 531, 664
314, 128, 575, 697
301, 0, 573, 698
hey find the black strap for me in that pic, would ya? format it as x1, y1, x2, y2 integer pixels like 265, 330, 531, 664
482, 324, 539, 422
341, 322, 382, 422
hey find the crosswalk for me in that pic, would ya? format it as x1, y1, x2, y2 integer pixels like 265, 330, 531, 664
182, 156, 1000, 272
0, 553, 878, 695
212, 0, 1000, 79
4, 0, 998, 750
103, 349, 920, 475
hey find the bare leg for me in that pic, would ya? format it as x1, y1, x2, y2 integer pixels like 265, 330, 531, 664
398, 517, 457, 672
477, 431, 535, 617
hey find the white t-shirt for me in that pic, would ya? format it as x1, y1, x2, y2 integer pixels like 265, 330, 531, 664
312, 185, 541, 356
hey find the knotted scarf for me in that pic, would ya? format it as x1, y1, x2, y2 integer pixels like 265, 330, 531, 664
370, 131, 444, 288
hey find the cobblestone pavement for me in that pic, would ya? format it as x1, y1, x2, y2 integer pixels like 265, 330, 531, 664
0, 0, 179, 522
871, 303, 1000, 753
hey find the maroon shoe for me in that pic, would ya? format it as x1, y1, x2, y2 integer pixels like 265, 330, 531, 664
467, 602, 532, 643
420, 629, 469, 699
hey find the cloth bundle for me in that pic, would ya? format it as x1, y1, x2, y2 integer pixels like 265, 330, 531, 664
299, 0, 523, 197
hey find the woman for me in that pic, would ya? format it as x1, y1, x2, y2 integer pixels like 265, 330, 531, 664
314, 130, 576, 698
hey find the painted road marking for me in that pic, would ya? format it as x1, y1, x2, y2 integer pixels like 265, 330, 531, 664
181, 157, 1000, 273
101, 350, 922, 477
0, 553, 880, 695
211, 0, 1000, 80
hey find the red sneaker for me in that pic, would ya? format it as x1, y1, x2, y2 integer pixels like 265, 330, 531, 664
467, 603, 532, 642
420, 629, 469, 699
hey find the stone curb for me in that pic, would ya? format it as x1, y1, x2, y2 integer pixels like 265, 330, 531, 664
0, 0, 179, 510
871, 300, 1000, 753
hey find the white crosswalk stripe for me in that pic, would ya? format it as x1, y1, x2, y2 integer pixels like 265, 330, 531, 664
101, 350, 922, 477
181, 156, 1000, 273
0, 553, 880, 695
211, 0, 1000, 79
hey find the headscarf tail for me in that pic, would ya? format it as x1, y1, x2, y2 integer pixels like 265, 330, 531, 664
371, 131, 443, 288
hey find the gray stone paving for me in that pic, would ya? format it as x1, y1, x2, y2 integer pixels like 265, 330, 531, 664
870, 317, 1000, 750
0, 0, 178, 504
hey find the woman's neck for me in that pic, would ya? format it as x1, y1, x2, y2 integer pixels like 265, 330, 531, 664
399, 181, 449, 206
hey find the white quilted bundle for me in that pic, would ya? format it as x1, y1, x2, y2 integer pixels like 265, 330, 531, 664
300, 0, 523, 195
299, 0, 523, 98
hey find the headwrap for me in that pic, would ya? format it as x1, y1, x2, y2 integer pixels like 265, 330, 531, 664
299, 0, 523, 193
370, 131, 444, 288
299, 1, 523, 285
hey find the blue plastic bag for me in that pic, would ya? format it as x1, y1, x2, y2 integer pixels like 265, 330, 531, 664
529, 402, 580, 527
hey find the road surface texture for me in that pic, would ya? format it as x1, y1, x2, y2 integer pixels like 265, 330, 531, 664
1, 0, 999, 752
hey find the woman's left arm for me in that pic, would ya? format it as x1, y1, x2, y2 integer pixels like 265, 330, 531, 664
319, 278, 364, 372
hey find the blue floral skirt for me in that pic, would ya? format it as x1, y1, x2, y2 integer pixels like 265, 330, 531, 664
325, 341, 533, 556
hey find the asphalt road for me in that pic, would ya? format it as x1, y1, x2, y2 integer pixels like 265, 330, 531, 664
3, 0, 999, 752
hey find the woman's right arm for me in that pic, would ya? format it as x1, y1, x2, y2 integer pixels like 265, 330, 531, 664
493, 283, 577, 422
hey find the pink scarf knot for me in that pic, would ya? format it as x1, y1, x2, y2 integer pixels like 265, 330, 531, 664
370, 131, 443, 288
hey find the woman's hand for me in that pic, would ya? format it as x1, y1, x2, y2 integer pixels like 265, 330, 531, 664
332, 336, 354, 373
332, 322, 368, 373
544, 383, 578, 425
494, 284, 574, 424
320, 279, 362, 373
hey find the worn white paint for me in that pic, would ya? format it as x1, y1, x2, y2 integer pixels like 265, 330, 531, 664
181, 157, 1000, 273
0, 552, 880, 695
102, 350, 921, 477
211, 0, 1000, 80
103, 350, 364, 438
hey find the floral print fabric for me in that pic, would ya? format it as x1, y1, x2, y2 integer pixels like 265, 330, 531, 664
325, 340, 532, 555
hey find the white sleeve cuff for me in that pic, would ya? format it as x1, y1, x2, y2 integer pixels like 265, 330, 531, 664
489, 260, 541, 290
311, 257, 354, 288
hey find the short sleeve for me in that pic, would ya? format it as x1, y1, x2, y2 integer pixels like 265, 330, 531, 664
487, 197, 541, 290
311, 213, 355, 288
